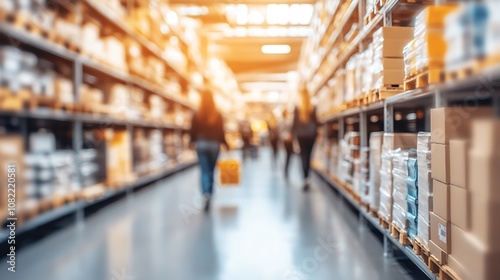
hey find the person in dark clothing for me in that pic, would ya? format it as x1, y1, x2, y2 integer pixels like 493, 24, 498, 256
292, 86, 318, 191
280, 109, 293, 178
190, 90, 228, 211
267, 115, 279, 162
239, 121, 254, 159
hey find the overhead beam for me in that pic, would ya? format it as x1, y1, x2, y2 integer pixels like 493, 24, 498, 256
169, 0, 316, 5
236, 73, 290, 82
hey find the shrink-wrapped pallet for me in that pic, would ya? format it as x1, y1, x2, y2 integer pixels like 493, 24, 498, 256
369, 132, 383, 211
417, 132, 432, 247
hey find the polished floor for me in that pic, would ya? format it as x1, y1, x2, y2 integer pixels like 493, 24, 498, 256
1, 148, 427, 280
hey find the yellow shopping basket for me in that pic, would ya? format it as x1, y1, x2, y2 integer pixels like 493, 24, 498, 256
217, 158, 241, 186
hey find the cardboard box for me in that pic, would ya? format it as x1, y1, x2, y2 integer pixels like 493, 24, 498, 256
430, 107, 492, 144
374, 26, 415, 40
459, 234, 500, 280
374, 39, 414, 58
382, 133, 417, 151
379, 58, 405, 70
433, 180, 450, 221
450, 139, 469, 189
431, 143, 450, 183
470, 196, 500, 251
375, 70, 405, 86
468, 152, 500, 203
447, 255, 469, 280
470, 119, 500, 157
429, 240, 447, 265
430, 212, 451, 252
450, 185, 469, 230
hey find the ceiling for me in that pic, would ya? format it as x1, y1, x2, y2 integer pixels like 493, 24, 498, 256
170, 0, 315, 105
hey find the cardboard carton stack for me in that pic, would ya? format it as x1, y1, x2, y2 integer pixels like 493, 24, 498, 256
371, 27, 413, 91
429, 107, 492, 267
378, 133, 417, 222
444, 119, 500, 280
368, 132, 383, 212
417, 132, 432, 247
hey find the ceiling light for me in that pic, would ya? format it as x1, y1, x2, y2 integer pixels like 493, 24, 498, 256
261, 44, 291, 54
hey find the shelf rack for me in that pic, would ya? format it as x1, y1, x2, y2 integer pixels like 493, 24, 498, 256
313, 168, 438, 280
0, 161, 197, 246
0, 1, 208, 252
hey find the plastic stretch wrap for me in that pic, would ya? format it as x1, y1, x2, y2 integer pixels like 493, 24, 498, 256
345, 56, 358, 102
403, 40, 416, 78
392, 149, 415, 230
444, 3, 492, 70
417, 132, 432, 247
417, 216, 430, 247
378, 148, 397, 221
360, 147, 370, 203
369, 132, 384, 210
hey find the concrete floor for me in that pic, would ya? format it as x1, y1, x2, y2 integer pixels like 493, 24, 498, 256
1, 148, 427, 280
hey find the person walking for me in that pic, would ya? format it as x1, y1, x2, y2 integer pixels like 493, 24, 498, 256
267, 114, 280, 162
292, 86, 318, 191
190, 90, 228, 211
280, 109, 294, 178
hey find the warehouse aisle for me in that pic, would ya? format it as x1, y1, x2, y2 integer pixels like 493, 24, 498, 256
0, 149, 426, 280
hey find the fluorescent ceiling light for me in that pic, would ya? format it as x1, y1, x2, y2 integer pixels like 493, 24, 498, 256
261, 44, 291, 54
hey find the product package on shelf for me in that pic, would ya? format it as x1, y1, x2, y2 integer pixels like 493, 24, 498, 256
392, 149, 416, 231
105, 129, 133, 188
329, 142, 339, 177
369, 132, 383, 212
410, 6, 458, 78
406, 157, 419, 240
0, 135, 25, 223
444, 3, 500, 72
372, 27, 413, 92
417, 132, 432, 248
446, 119, 500, 280
359, 147, 370, 204
378, 133, 417, 222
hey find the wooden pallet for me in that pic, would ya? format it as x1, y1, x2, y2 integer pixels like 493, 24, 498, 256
412, 237, 430, 264
371, 86, 404, 102
374, 0, 385, 13
29, 96, 62, 110
404, 68, 444, 90
6, 12, 42, 35
390, 223, 411, 246
379, 216, 390, 229
368, 207, 378, 217
54, 36, 81, 53
440, 265, 462, 280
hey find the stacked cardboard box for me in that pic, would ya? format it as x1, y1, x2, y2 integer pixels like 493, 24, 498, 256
417, 132, 432, 247
445, 119, 500, 280
378, 133, 417, 222
340, 132, 360, 191
368, 132, 383, 211
372, 27, 413, 90
429, 107, 492, 265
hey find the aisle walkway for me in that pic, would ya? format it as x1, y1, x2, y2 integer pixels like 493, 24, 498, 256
1, 148, 426, 280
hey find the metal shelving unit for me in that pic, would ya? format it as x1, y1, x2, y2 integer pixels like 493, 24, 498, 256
313, 168, 438, 280
0, 160, 197, 245
0, 1, 206, 250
